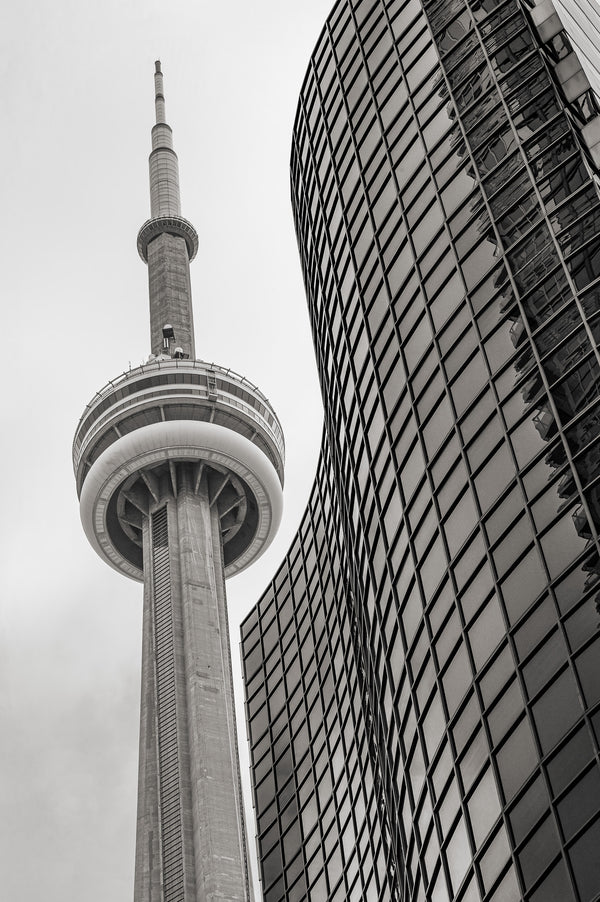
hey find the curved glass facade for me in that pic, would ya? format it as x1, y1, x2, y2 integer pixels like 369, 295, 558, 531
242, 1, 600, 899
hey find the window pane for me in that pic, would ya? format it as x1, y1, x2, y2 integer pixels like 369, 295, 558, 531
518, 814, 560, 890
500, 547, 546, 624
528, 859, 573, 902
467, 766, 501, 847
568, 817, 600, 902
469, 596, 505, 670
496, 717, 538, 800
547, 725, 595, 795
508, 773, 548, 845
479, 826, 511, 894
558, 766, 600, 841
446, 816, 472, 895
532, 667, 581, 754
574, 638, 600, 708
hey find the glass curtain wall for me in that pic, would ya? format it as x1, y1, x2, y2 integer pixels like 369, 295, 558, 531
242, 1, 600, 899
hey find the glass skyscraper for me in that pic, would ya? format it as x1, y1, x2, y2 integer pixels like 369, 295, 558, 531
241, 0, 600, 900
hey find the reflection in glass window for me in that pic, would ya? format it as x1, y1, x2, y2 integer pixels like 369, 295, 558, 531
509, 414, 548, 469
568, 235, 600, 291
519, 267, 571, 331
564, 595, 599, 652
574, 639, 600, 708
539, 511, 590, 580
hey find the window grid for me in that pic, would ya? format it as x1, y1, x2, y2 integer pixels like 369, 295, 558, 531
243, 1, 600, 899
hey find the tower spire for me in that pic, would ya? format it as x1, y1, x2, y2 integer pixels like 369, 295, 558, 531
149, 59, 180, 217
154, 60, 166, 124
137, 60, 198, 360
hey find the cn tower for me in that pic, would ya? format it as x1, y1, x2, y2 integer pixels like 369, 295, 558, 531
73, 62, 284, 901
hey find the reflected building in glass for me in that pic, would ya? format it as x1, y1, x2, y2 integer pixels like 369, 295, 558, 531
553, 0, 600, 98
241, 1, 600, 900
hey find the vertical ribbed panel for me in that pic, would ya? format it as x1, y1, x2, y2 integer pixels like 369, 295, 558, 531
151, 507, 185, 902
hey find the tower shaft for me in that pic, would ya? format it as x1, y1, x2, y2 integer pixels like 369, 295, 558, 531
135, 470, 252, 901
147, 233, 195, 360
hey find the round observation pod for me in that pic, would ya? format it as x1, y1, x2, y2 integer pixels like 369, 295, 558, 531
137, 215, 199, 262
73, 359, 284, 581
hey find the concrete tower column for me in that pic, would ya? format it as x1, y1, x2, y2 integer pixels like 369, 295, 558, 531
134, 469, 251, 901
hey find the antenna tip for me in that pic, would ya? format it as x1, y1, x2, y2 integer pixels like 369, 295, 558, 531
155, 60, 162, 73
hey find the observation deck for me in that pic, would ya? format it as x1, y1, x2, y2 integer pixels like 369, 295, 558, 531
73, 358, 285, 582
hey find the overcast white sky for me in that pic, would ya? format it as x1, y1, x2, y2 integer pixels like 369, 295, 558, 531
0, 1, 332, 898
